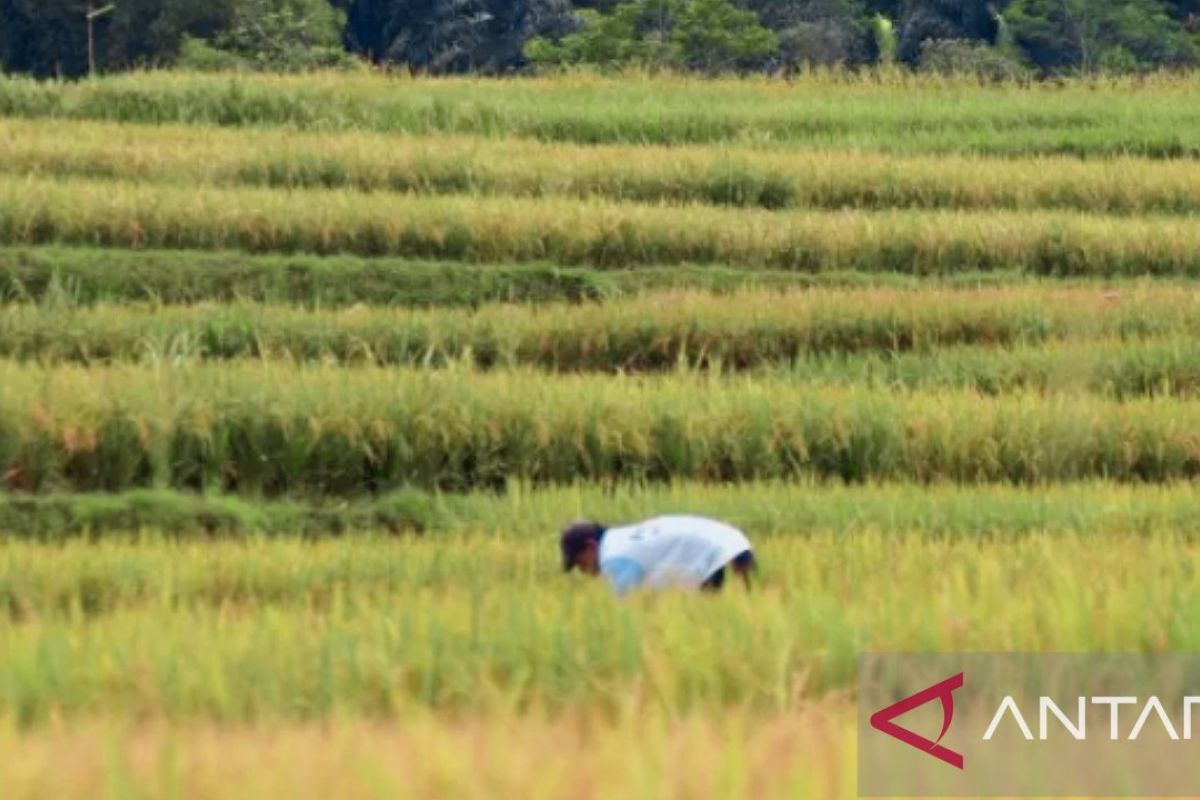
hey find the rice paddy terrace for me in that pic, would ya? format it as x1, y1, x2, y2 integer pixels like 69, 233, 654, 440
2, 71, 1199, 799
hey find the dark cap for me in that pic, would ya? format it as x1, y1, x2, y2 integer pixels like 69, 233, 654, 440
560, 520, 604, 571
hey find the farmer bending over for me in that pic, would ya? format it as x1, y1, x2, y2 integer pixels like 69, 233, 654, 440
561, 515, 756, 595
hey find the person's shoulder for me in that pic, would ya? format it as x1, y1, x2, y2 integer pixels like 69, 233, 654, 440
654, 514, 742, 533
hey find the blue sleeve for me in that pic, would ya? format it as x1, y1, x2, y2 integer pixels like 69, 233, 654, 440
601, 557, 645, 596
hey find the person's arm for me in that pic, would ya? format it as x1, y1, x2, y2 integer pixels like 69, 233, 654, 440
600, 556, 645, 596
729, 551, 756, 590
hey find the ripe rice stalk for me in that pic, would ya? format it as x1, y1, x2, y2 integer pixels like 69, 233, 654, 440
2, 363, 1200, 494
0, 286, 1197, 369
4, 176, 1200, 274
4, 118, 1200, 214
0, 531, 1196, 722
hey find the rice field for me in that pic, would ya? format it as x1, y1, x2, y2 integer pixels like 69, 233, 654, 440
2, 532, 1195, 724
3, 71, 1200, 798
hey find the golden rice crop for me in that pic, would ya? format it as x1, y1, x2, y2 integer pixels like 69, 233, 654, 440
3, 290, 1200, 396
0, 712, 853, 800
5, 176, 1200, 274
5, 118, 1200, 213
14, 285, 1113, 360
2, 362, 1200, 493
0, 532, 1194, 724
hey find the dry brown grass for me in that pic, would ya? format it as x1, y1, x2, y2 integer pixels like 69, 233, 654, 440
0, 708, 854, 800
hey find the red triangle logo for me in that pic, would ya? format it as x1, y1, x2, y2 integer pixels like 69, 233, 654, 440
869, 672, 965, 770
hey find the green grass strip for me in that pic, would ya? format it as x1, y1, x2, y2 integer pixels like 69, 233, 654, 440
0, 247, 1054, 308
4, 72, 1200, 157
2, 482, 1200, 540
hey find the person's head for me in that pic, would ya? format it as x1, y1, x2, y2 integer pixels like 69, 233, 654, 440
561, 520, 605, 576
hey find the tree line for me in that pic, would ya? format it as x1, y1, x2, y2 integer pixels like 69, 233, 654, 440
2, 0, 1199, 78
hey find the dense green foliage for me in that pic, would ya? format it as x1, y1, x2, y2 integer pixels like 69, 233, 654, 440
525, 0, 778, 72
3, 0, 1200, 77
182, 0, 354, 71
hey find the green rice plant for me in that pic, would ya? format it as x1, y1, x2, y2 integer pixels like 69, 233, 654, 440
2, 363, 1200, 494
0, 530, 1195, 723
0, 246, 642, 307
789, 337, 1200, 399
6, 118, 1200, 214
3, 481, 1200, 540
4, 71, 1200, 156
5, 176, 1200, 274
0, 246, 1103, 309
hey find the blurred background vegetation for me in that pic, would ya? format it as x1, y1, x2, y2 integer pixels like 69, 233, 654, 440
2, 0, 1199, 79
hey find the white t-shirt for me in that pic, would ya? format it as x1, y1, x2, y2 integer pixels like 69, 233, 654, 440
598, 515, 751, 594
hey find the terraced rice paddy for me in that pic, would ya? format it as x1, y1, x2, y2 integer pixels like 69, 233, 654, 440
2, 71, 1199, 799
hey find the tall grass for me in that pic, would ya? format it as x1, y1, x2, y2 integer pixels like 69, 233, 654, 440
0, 532, 1195, 723
3, 71, 1200, 156
6, 176, 1200, 274
2, 363, 1200, 493
6, 118, 1200, 214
